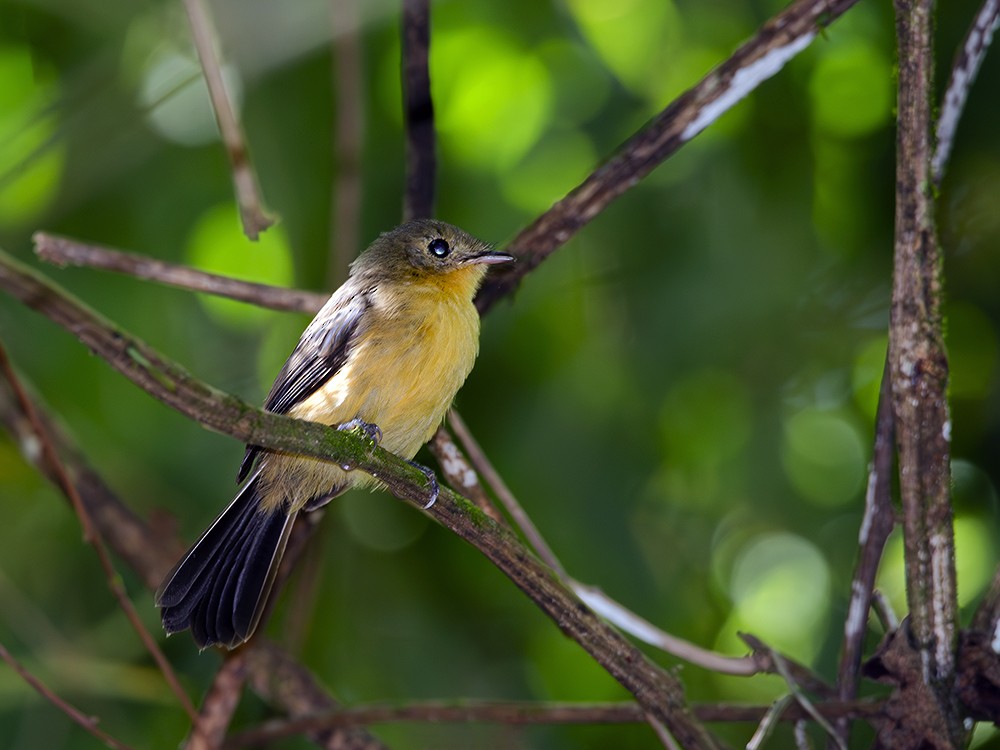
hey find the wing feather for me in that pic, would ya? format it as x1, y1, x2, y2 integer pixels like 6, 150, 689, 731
237, 286, 372, 481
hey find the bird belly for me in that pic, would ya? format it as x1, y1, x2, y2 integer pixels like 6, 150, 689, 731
258, 294, 480, 512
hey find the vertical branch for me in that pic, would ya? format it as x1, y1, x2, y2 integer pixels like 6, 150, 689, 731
401, 0, 436, 220
834, 359, 896, 743
890, 0, 960, 737
329, 0, 366, 285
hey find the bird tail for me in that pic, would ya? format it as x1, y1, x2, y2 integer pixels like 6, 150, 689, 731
156, 471, 295, 649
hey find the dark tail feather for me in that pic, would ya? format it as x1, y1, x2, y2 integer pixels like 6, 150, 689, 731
156, 472, 296, 649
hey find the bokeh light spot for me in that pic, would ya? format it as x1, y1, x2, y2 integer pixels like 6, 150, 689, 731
432, 28, 552, 171
0, 45, 64, 226
809, 40, 892, 138
782, 408, 865, 507
138, 50, 241, 146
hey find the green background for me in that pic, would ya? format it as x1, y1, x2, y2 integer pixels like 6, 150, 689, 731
0, 0, 998, 747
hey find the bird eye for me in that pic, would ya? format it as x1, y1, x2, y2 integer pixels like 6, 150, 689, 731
428, 238, 450, 258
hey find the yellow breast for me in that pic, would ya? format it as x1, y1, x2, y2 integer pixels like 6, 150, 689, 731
258, 267, 484, 511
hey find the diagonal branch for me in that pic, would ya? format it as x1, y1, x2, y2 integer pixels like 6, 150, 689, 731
34, 233, 327, 313
932, 0, 1000, 185
476, 0, 862, 313
0, 249, 720, 749
0, 640, 137, 750
182, 0, 274, 239
833, 356, 897, 744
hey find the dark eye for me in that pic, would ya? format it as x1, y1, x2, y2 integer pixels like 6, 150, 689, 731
428, 238, 450, 258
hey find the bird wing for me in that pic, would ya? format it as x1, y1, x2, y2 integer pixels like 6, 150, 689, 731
237, 286, 373, 482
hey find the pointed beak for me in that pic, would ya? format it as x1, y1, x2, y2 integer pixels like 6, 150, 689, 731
466, 250, 515, 266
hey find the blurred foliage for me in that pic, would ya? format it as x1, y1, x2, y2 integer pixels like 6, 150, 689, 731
0, 0, 999, 748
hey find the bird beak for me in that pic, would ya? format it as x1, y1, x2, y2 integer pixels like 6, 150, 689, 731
466, 250, 515, 266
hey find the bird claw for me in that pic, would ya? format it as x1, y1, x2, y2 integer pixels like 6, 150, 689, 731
406, 459, 440, 509
337, 418, 383, 446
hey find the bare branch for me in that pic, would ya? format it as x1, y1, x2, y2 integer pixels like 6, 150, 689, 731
181, 0, 274, 239
834, 356, 896, 743
185, 652, 247, 750
0, 639, 137, 750
0, 342, 198, 723
34, 233, 327, 313
932, 0, 1000, 184
747, 695, 793, 750
476, 0, 862, 313
890, 0, 960, 739
0, 250, 720, 749
401, 0, 436, 221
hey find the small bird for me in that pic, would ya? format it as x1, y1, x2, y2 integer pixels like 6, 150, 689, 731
156, 219, 512, 649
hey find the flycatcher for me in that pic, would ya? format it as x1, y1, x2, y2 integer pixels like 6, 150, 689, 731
156, 219, 513, 648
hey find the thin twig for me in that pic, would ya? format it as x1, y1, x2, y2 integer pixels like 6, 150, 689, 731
742, 634, 845, 750
181, 0, 274, 239
833, 356, 896, 743
572, 582, 760, 676
0, 342, 199, 723
401, 0, 436, 221
932, 0, 1000, 185
329, 0, 365, 285
747, 695, 793, 750
891, 0, 960, 739
0, 640, 137, 750
475, 0, 862, 313
871, 590, 900, 633
34, 232, 327, 313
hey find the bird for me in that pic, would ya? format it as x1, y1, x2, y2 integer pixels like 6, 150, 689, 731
155, 219, 513, 649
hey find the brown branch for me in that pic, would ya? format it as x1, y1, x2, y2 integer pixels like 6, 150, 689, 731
181, 0, 274, 239
329, 0, 366, 285
0, 341, 198, 723
185, 652, 247, 750
0, 250, 719, 749
890, 0, 960, 742
401, 0, 436, 221
223, 698, 885, 748
34, 232, 327, 313
0, 639, 138, 750
834, 356, 897, 744
932, 0, 1000, 185
475, 0, 862, 314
